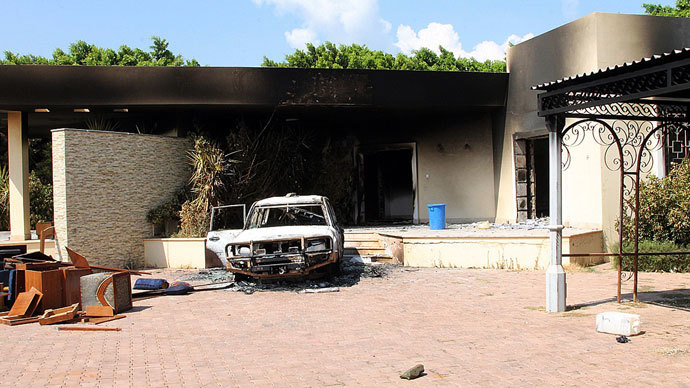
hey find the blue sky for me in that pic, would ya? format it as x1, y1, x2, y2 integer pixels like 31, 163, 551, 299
0, 0, 677, 66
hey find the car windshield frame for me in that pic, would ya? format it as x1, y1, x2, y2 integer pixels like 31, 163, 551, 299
247, 203, 330, 229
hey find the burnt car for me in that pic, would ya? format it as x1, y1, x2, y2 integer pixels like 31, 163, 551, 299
208, 194, 344, 278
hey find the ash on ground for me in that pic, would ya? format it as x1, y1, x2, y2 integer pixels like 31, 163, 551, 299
173, 260, 397, 294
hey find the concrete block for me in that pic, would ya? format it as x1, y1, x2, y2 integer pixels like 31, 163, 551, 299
596, 312, 641, 336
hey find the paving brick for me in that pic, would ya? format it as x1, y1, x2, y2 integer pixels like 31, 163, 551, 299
2, 265, 690, 386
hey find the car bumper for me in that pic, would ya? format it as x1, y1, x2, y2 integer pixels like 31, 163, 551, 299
226, 251, 339, 279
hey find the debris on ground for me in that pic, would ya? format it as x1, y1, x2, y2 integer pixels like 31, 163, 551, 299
297, 287, 339, 294
226, 261, 397, 295
164, 281, 194, 295
1, 245, 397, 332
596, 312, 641, 336
1, 247, 138, 330
133, 278, 169, 290
616, 335, 630, 343
400, 364, 425, 380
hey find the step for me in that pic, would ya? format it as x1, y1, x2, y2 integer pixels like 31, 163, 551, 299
344, 238, 379, 243
344, 247, 386, 255
344, 241, 382, 248
344, 232, 380, 240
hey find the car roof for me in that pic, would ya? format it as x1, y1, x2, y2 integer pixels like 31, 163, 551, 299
254, 195, 326, 206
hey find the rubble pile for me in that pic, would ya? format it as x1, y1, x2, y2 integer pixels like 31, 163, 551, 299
1, 248, 145, 329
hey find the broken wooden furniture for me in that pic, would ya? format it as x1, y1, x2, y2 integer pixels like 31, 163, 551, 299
80, 272, 132, 316
38, 303, 79, 325
61, 267, 92, 307
0, 287, 43, 326
24, 268, 63, 313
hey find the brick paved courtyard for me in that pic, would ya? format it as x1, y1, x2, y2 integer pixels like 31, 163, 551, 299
2, 264, 689, 387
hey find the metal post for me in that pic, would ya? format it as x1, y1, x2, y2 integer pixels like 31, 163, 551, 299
545, 115, 566, 312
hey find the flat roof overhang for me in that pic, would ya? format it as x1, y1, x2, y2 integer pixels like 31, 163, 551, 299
0, 65, 508, 112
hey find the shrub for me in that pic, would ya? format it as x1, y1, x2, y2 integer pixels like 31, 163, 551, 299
621, 158, 690, 246
612, 240, 690, 272
173, 136, 229, 237
29, 172, 53, 227
0, 167, 53, 230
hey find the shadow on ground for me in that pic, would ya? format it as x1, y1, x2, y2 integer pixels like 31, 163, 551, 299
568, 289, 690, 312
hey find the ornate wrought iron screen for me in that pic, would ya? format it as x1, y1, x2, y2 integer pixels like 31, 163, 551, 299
534, 49, 690, 302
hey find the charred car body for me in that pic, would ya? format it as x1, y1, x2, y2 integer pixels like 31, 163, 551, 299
207, 195, 344, 278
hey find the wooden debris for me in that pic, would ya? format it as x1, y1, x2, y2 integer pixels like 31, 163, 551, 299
13, 262, 62, 271
85, 305, 114, 317
0, 315, 40, 326
38, 303, 79, 325
8, 287, 43, 317
85, 315, 126, 325
58, 326, 121, 332
66, 247, 150, 276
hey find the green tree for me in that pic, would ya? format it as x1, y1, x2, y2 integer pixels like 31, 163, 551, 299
643, 0, 690, 16
262, 42, 506, 72
1, 37, 199, 66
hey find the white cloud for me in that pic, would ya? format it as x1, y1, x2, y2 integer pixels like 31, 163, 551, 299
395, 22, 534, 62
285, 28, 318, 49
562, 0, 579, 20
254, 0, 391, 48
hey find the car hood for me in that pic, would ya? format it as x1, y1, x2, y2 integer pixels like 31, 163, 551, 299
229, 225, 337, 244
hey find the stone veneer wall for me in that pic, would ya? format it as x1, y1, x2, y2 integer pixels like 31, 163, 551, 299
52, 129, 191, 267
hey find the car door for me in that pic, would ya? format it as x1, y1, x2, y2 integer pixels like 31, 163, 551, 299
206, 204, 246, 265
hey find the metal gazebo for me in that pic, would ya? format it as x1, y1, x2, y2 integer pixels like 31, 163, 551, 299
533, 48, 690, 311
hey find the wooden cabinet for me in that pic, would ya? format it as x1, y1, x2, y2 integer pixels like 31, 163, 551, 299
24, 269, 64, 313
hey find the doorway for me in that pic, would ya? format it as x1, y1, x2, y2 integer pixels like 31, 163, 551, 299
514, 137, 549, 220
358, 144, 417, 224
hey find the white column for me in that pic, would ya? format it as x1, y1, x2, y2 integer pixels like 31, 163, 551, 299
7, 111, 31, 241
546, 116, 566, 312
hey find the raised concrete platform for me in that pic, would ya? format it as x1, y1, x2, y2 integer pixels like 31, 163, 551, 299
345, 224, 604, 270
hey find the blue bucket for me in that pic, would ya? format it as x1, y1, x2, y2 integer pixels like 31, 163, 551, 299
427, 203, 446, 230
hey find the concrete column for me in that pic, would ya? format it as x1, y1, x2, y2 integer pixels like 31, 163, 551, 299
7, 111, 31, 241
546, 115, 566, 312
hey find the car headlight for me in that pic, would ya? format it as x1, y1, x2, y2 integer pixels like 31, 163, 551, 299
230, 245, 251, 256
305, 238, 330, 252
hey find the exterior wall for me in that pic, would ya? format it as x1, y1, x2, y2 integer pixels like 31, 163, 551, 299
403, 230, 603, 269
143, 238, 209, 269
416, 114, 497, 223
499, 13, 690, 247
52, 129, 190, 268
359, 111, 499, 224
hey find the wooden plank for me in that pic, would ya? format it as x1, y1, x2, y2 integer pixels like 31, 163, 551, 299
0, 316, 40, 326
66, 247, 150, 275
8, 287, 43, 317
85, 305, 114, 317
14, 262, 62, 271
88, 315, 126, 325
57, 326, 121, 332
66, 247, 90, 269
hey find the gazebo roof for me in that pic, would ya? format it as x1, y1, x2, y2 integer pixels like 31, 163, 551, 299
532, 47, 690, 119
